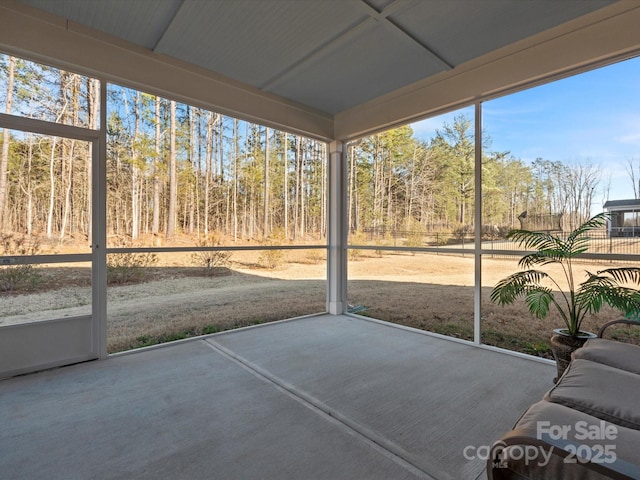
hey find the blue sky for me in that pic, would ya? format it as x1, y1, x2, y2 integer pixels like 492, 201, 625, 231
411, 55, 640, 213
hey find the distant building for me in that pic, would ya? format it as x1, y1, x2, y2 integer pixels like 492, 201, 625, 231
603, 199, 640, 236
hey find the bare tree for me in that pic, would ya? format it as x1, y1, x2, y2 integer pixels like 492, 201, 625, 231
626, 157, 640, 199
264, 127, 270, 237
0, 56, 15, 230
166, 100, 177, 237
563, 161, 601, 229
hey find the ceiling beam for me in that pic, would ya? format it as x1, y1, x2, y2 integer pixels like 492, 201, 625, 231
335, 1, 640, 141
260, 16, 377, 91
359, 0, 454, 70
151, 0, 186, 52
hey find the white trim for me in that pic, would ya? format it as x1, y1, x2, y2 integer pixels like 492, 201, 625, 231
0, 314, 92, 330
0, 112, 99, 141
0, 315, 96, 379
327, 140, 347, 315
474, 102, 482, 345
0, 253, 91, 265
93, 80, 108, 359
105, 245, 327, 254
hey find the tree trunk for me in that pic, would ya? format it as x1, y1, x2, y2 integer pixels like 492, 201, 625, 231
233, 119, 238, 241
86, 78, 99, 238
131, 91, 141, 240
300, 140, 305, 239
204, 112, 214, 235
59, 139, 76, 240
166, 100, 177, 237
293, 136, 301, 240
264, 127, 270, 238
46, 137, 58, 238
349, 145, 357, 232
0, 56, 15, 231
188, 107, 196, 235
283, 133, 289, 239
152, 96, 161, 235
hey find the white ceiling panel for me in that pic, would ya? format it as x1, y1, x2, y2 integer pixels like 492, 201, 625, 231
155, 0, 368, 89
389, 0, 615, 66
267, 22, 446, 114
20, 0, 183, 49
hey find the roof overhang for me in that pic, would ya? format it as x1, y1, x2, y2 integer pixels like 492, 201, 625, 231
1, 0, 640, 142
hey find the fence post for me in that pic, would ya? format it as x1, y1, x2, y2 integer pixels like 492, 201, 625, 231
609, 234, 612, 256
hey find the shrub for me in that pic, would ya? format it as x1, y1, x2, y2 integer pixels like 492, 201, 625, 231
404, 222, 426, 254
258, 229, 287, 269
429, 232, 451, 246
348, 230, 367, 261
191, 234, 232, 275
453, 224, 473, 241
305, 249, 324, 264
0, 234, 42, 292
107, 241, 158, 285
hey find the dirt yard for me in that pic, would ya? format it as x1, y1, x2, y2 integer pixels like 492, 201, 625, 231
2, 248, 638, 355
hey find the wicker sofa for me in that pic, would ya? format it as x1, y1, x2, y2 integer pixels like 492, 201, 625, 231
488, 320, 640, 480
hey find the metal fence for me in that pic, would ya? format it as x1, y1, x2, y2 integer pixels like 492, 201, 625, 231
353, 229, 640, 262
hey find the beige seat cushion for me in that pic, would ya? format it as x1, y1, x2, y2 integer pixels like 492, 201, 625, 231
544, 359, 640, 430
573, 338, 640, 375
489, 400, 640, 480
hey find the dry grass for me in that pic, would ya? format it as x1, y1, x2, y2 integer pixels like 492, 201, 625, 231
1, 247, 639, 355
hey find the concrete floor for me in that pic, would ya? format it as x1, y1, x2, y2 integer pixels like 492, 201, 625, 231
0, 314, 554, 480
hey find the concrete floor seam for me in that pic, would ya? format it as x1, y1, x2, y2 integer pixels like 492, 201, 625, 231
201, 338, 440, 480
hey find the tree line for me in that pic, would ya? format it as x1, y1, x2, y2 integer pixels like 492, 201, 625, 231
0, 54, 604, 248
348, 116, 601, 236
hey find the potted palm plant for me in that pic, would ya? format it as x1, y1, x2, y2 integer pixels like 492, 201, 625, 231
490, 212, 640, 381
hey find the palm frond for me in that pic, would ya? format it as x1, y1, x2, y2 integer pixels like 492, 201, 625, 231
491, 212, 640, 336
506, 230, 564, 252
596, 267, 640, 285
524, 287, 554, 320
578, 272, 640, 318
518, 252, 563, 269
490, 270, 550, 305
566, 212, 610, 245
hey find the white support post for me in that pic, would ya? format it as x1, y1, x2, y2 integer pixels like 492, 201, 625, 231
474, 102, 482, 345
93, 80, 108, 358
327, 140, 348, 315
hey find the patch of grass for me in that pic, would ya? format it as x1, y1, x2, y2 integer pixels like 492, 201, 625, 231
432, 322, 473, 340
481, 328, 553, 358
202, 325, 220, 335
133, 331, 192, 348
116, 320, 268, 352
606, 326, 640, 345
521, 341, 552, 357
